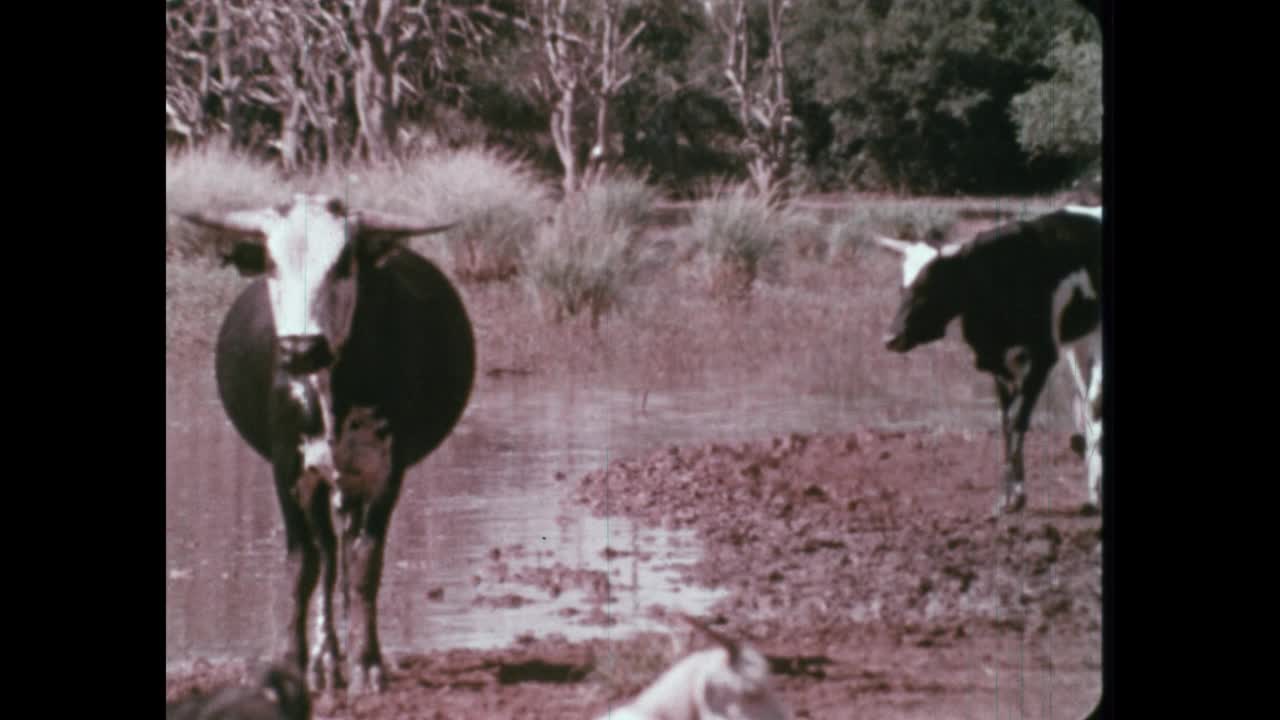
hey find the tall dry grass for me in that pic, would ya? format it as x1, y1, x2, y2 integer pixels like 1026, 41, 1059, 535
522, 176, 659, 328
683, 183, 818, 301
166, 145, 1083, 434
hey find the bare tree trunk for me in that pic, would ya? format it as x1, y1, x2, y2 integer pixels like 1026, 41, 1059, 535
583, 2, 616, 187
714, 0, 794, 205
214, 0, 238, 142
583, 1, 644, 187
277, 93, 306, 173
762, 0, 793, 203
541, 0, 579, 195
554, 87, 579, 194
350, 0, 405, 163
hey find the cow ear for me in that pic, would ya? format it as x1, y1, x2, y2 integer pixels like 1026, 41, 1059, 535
360, 235, 400, 267
353, 230, 406, 267
222, 242, 269, 276
180, 209, 275, 275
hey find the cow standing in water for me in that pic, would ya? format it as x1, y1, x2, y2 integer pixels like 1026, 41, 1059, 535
181, 195, 475, 695
876, 206, 1103, 515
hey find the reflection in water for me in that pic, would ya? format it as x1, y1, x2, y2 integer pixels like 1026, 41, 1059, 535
166, 370, 1072, 671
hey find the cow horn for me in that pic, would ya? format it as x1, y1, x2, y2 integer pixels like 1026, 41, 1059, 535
356, 210, 458, 237
179, 209, 272, 238
873, 235, 913, 254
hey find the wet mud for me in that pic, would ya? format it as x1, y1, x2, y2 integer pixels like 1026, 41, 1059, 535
168, 426, 1101, 719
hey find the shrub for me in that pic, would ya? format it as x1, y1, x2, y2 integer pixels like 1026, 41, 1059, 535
686, 183, 803, 301
524, 176, 658, 327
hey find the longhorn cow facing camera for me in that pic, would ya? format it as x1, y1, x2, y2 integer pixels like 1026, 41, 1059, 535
181, 195, 475, 695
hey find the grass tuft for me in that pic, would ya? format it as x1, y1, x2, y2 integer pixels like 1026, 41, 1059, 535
523, 176, 659, 328
685, 183, 807, 301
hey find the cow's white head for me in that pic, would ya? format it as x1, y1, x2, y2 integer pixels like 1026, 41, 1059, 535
183, 194, 454, 375
873, 235, 965, 353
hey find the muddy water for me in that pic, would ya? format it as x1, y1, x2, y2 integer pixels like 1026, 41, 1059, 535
165, 367, 1079, 672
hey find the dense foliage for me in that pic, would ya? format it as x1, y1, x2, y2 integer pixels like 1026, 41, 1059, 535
166, 0, 1101, 196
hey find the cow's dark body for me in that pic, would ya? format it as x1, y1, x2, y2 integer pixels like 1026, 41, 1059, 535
216, 250, 475, 466
214, 248, 474, 688
951, 211, 1101, 378
885, 208, 1102, 513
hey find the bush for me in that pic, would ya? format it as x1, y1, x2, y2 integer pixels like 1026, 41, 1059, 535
685, 184, 804, 301
523, 176, 658, 327
1010, 30, 1103, 171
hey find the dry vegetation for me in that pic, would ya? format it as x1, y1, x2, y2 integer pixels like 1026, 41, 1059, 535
166, 145, 1074, 428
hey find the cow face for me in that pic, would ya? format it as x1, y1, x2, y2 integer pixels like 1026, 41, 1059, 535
183, 194, 455, 375
875, 236, 964, 353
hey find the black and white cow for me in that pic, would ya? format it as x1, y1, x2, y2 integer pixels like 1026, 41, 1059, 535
875, 205, 1103, 515
181, 195, 476, 695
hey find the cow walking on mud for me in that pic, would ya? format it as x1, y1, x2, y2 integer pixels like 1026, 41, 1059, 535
181, 195, 476, 695
875, 206, 1103, 516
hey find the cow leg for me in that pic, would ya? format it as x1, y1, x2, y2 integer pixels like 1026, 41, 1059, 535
1008, 356, 1054, 514
304, 485, 343, 695
1082, 359, 1104, 514
993, 350, 1054, 515
339, 471, 403, 695
1064, 345, 1091, 458
1063, 344, 1090, 402
272, 460, 319, 676
993, 378, 1027, 515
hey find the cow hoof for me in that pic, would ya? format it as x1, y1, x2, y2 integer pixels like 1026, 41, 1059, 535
993, 491, 1027, 516
309, 651, 343, 693
347, 662, 386, 695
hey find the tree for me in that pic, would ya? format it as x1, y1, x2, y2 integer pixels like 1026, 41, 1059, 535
1008, 30, 1101, 173
165, 0, 502, 167
533, 0, 648, 194
792, 0, 1094, 194
704, 0, 796, 203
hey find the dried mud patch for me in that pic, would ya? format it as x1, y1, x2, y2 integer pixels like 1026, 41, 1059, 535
570, 427, 1103, 717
